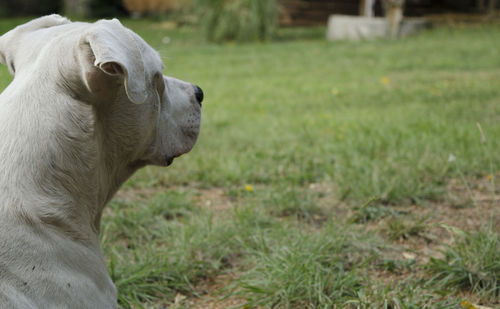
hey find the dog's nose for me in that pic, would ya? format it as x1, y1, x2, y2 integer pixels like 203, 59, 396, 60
193, 85, 204, 105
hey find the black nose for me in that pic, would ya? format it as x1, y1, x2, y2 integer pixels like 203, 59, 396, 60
194, 85, 204, 104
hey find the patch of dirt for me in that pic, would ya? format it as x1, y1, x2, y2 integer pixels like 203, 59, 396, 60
171, 273, 251, 309
301, 177, 499, 307
308, 181, 352, 224
192, 187, 235, 213
115, 185, 236, 214
114, 177, 499, 307
114, 186, 165, 202
356, 176, 498, 260
152, 21, 178, 30
360, 176, 499, 307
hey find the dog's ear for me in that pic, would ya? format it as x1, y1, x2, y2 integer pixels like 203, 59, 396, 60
0, 14, 70, 74
0, 36, 6, 66
82, 19, 148, 104
0, 47, 6, 68
0, 39, 15, 75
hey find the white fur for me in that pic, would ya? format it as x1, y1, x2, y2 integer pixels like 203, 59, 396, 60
0, 15, 201, 308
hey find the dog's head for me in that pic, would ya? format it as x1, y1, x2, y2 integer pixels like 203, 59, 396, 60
0, 15, 202, 168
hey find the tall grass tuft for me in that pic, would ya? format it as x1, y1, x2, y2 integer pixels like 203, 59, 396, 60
426, 226, 500, 303
101, 194, 241, 307
195, 0, 277, 42
229, 223, 370, 308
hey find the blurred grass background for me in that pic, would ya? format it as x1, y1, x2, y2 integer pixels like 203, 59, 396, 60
1, 17, 499, 308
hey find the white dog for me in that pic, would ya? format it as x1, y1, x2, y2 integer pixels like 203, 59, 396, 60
0, 15, 202, 308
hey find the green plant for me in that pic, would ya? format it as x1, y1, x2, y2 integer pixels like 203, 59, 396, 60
351, 278, 460, 309
380, 258, 416, 273
101, 193, 240, 307
426, 227, 500, 303
385, 215, 430, 240
228, 223, 370, 308
349, 196, 405, 224
262, 186, 326, 223
195, 0, 278, 42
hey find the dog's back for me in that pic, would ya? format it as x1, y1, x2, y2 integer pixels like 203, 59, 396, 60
0, 19, 118, 308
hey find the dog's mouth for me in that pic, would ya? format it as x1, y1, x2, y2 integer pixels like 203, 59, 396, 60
165, 156, 174, 166
164, 152, 185, 166
130, 156, 175, 168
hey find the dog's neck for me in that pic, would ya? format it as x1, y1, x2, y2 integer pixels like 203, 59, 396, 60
0, 81, 137, 244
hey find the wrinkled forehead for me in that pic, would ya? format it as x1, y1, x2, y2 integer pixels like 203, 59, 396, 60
89, 19, 164, 71
5, 19, 163, 74
122, 26, 164, 73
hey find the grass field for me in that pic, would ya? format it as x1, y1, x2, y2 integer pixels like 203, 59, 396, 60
1, 18, 499, 308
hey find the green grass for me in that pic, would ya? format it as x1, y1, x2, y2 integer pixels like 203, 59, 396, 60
384, 214, 430, 240
427, 226, 500, 303
260, 186, 326, 223
227, 223, 369, 308
102, 193, 240, 307
1, 17, 500, 308
128, 23, 500, 205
